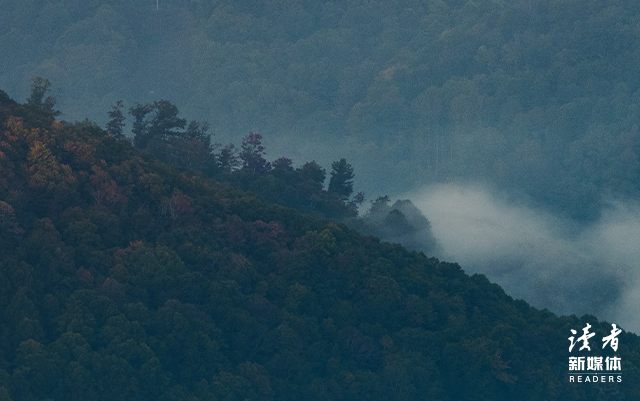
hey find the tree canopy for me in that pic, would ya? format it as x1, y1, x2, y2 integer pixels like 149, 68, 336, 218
0, 87, 638, 400
329, 158, 355, 200
4, 0, 640, 219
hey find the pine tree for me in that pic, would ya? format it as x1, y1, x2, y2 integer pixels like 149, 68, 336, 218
328, 158, 354, 200
218, 144, 240, 174
130, 100, 186, 151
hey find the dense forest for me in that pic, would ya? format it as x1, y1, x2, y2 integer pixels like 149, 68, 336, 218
0, 85, 639, 399
99, 80, 437, 256
2, 0, 640, 219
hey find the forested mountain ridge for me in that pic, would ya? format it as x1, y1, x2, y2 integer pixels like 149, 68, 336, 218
1, 91, 639, 399
3, 0, 640, 219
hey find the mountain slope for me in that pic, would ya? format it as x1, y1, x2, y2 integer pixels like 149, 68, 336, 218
0, 90, 638, 400
3, 0, 640, 219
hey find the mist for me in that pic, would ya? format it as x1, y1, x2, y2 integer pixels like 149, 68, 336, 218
410, 183, 640, 334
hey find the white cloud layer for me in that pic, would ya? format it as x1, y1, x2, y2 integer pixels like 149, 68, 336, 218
410, 183, 640, 334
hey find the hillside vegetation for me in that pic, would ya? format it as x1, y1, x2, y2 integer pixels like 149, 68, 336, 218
3, 0, 640, 218
1, 91, 639, 400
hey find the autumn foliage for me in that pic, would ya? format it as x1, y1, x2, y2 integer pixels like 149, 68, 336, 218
0, 89, 638, 401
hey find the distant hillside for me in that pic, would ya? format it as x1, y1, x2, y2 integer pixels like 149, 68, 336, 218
3, 0, 640, 219
1, 91, 639, 400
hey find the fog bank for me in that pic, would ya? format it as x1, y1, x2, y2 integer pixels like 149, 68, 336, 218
411, 184, 640, 334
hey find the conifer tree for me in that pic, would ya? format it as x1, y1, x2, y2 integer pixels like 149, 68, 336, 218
218, 144, 240, 174
106, 100, 126, 139
328, 158, 354, 200
130, 100, 187, 151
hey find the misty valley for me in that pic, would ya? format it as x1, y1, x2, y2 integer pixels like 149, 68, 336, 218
3, 0, 640, 399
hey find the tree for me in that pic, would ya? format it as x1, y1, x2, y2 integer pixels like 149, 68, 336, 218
26, 141, 73, 190
0, 201, 23, 236
352, 191, 365, 205
218, 144, 240, 174
149, 100, 187, 139
328, 158, 354, 200
130, 103, 154, 149
272, 157, 294, 172
130, 100, 186, 151
239, 132, 270, 174
27, 77, 52, 108
271, 157, 295, 183
298, 161, 326, 187
26, 77, 60, 119
129, 101, 219, 173
368, 196, 391, 221
175, 121, 218, 174
106, 100, 126, 139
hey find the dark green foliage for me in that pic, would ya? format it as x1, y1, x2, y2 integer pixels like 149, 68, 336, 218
21, 77, 60, 128
106, 100, 126, 139
217, 144, 240, 174
0, 90, 638, 400
124, 100, 354, 218
298, 161, 326, 186
8, 0, 640, 219
239, 132, 270, 174
130, 100, 219, 176
131, 100, 186, 151
328, 158, 354, 200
